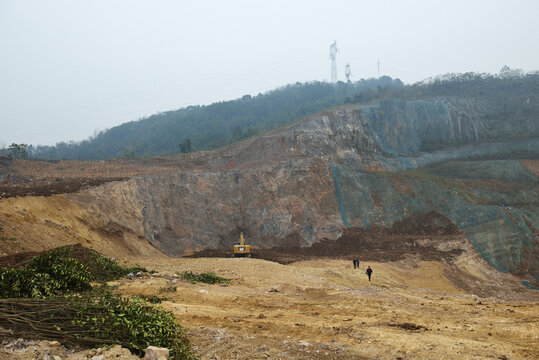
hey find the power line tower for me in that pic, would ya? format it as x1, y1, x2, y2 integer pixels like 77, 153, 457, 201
377, 58, 380, 78
345, 62, 352, 82
329, 41, 338, 83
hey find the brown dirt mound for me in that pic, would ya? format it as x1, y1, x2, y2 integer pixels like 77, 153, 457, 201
0, 244, 90, 269
0, 250, 42, 269
188, 212, 465, 264
0, 176, 127, 198
389, 211, 461, 235
0, 156, 230, 199
189, 221, 465, 264
0, 158, 181, 199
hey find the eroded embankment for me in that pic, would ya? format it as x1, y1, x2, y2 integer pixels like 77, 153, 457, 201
0, 188, 160, 261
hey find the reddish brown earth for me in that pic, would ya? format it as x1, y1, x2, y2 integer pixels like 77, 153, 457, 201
0, 157, 183, 198
0, 153, 263, 199
188, 211, 465, 265
189, 229, 465, 264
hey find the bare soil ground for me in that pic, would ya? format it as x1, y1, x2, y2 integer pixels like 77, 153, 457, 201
0, 159, 538, 359
0, 153, 275, 199
117, 253, 538, 360
1, 243, 538, 359
0, 157, 185, 198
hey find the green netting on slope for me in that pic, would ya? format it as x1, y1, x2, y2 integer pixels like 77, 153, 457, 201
329, 163, 538, 279
330, 162, 350, 226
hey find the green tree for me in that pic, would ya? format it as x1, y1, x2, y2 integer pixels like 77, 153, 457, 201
7, 143, 29, 159
179, 138, 192, 153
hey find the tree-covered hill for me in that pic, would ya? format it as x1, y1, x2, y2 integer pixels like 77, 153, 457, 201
27, 77, 402, 160
6, 70, 539, 160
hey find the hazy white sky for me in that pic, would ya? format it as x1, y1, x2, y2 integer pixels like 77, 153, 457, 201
1, 0, 538, 146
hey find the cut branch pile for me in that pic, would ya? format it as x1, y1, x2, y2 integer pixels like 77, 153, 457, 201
0, 296, 119, 347
0, 245, 196, 359
0, 294, 195, 359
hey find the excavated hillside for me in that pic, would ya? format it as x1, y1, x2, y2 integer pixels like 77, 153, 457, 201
1, 96, 538, 359
0, 98, 538, 285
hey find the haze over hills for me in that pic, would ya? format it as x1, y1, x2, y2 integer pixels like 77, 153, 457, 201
5, 70, 538, 161
21, 76, 401, 160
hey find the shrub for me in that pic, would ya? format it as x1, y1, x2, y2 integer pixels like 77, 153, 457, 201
159, 286, 177, 293
136, 295, 167, 303
89, 254, 147, 281
0, 245, 197, 359
0, 245, 151, 298
1, 251, 93, 298
178, 271, 229, 285
51, 245, 148, 281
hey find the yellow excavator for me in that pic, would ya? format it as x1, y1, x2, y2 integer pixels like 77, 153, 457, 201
233, 232, 251, 257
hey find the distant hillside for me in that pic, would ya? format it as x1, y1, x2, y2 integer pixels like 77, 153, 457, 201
13, 71, 539, 160
29, 77, 402, 160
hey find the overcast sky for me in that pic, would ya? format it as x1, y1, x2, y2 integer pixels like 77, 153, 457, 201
1, 0, 538, 146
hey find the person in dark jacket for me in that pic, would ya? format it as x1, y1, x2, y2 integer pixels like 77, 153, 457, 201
365, 266, 373, 281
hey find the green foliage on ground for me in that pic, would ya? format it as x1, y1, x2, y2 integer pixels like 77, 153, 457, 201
136, 294, 168, 303
0, 247, 93, 298
0, 246, 196, 359
178, 270, 230, 284
88, 251, 147, 282
69, 292, 194, 359
0, 292, 196, 359
0, 245, 148, 294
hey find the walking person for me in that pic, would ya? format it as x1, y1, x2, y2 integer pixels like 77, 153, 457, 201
365, 266, 373, 281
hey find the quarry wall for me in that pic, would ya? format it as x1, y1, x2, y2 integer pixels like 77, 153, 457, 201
66, 98, 538, 279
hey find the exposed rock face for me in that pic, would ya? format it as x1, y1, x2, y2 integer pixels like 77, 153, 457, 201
216, 98, 537, 170
26, 97, 536, 281
329, 160, 538, 279
136, 158, 341, 255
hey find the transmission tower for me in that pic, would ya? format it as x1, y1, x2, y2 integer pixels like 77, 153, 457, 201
329, 41, 338, 83
377, 58, 380, 78
345, 62, 352, 82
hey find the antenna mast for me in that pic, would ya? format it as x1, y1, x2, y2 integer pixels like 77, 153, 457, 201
377, 58, 380, 78
329, 41, 338, 83
345, 62, 352, 82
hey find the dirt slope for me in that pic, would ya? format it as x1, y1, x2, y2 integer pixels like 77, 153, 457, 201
115, 250, 538, 360
0, 193, 160, 260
